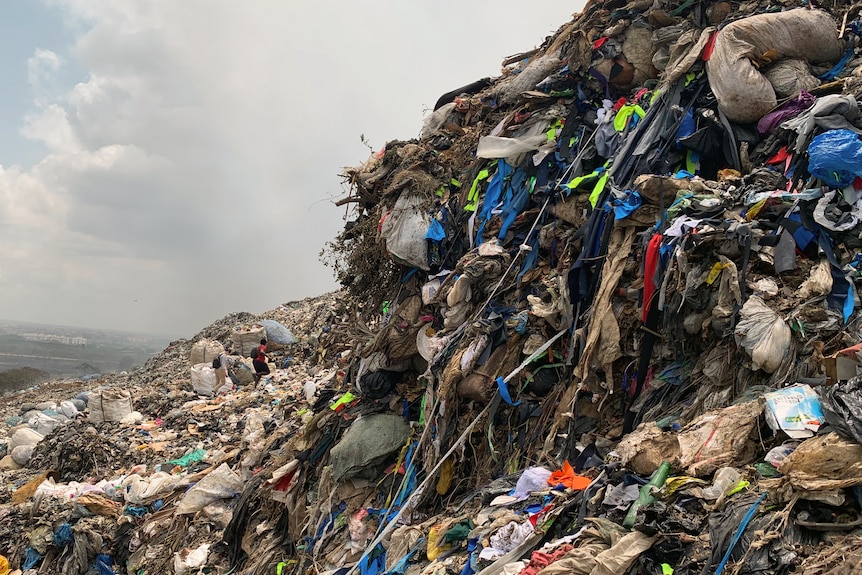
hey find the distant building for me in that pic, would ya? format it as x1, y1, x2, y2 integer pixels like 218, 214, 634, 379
20, 333, 88, 345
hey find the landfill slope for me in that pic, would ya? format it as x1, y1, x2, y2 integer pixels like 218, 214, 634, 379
3, 0, 862, 574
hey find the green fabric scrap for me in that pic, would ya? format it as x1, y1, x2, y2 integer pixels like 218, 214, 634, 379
167, 449, 207, 467
443, 519, 475, 543
465, 168, 491, 212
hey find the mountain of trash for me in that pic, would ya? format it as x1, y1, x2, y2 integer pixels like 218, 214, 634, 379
3, 0, 862, 573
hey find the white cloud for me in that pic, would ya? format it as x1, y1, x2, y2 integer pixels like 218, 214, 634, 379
27, 48, 62, 93
0, 0, 583, 335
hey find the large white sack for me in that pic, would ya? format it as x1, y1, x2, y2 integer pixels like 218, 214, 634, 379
734, 296, 791, 373
706, 9, 842, 123
89, 389, 134, 423
11, 444, 34, 466
230, 324, 266, 357
189, 339, 225, 367
260, 319, 297, 346
59, 400, 79, 419
190, 363, 232, 396
27, 412, 62, 437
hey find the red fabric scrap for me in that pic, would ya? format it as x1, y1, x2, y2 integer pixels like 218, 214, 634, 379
519, 544, 574, 575
701, 30, 719, 61
547, 461, 592, 490
592, 37, 609, 50
766, 146, 791, 166
642, 233, 662, 323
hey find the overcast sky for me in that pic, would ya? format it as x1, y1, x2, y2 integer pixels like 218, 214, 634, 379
0, 1, 583, 337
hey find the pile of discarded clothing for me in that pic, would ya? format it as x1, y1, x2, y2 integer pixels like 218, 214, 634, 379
3, 1, 862, 574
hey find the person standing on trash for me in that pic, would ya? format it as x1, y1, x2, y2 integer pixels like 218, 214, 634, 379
252, 338, 270, 383
215, 347, 233, 391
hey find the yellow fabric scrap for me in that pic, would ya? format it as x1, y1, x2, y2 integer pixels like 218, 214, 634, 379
465, 169, 490, 212
436, 458, 454, 495
746, 197, 768, 221
663, 476, 708, 496
589, 171, 610, 208
426, 524, 453, 561
706, 262, 732, 285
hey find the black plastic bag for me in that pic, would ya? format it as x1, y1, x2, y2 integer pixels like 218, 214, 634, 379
819, 376, 862, 445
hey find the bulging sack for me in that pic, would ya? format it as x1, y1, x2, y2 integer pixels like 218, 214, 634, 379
734, 296, 791, 373
706, 9, 842, 123
191, 363, 232, 397
189, 339, 225, 367
89, 389, 134, 423
231, 324, 266, 357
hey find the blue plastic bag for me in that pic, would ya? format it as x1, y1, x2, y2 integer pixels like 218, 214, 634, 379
261, 319, 297, 345
807, 129, 862, 188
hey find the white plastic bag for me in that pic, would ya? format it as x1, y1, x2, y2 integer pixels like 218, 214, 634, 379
512, 467, 553, 500
174, 543, 210, 575
123, 472, 182, 504
476, 134, 548, 159
701, 467, 742, 500
797, 260, 833, 299
380, 192, 431, 271
734, 296, 791, 373
175, 463, 243, 515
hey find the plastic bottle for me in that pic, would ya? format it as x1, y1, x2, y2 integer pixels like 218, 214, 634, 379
702, 467, 742, 500
623, 461, 672, 528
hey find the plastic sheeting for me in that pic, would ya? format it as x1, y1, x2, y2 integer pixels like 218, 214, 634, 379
261, 319, 297, 346
380, 192, 432, 271
779, 432, 862, 491
807, 129, 862, 188
329, 413, 410, 481
176, 464, 243, 515
819, 376, 862, 444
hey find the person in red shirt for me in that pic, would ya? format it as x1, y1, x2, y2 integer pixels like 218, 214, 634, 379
253, 338, 270, 383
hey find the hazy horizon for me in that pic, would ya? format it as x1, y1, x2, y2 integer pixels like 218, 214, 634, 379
0, 1, 584, 336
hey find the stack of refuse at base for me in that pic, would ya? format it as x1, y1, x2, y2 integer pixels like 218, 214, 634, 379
4, 0, 862, 574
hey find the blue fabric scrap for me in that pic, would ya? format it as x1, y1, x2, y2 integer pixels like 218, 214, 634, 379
495, 377, 520, 406
23, 548, 44, 570
96, 554, 117, 575
425, 219, 446, 242
54, 523, 73, 547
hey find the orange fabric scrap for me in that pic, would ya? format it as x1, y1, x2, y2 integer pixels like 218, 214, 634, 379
547, 461, 591, 490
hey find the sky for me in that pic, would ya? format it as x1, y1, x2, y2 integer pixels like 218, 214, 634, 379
0, 0, 584, 338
